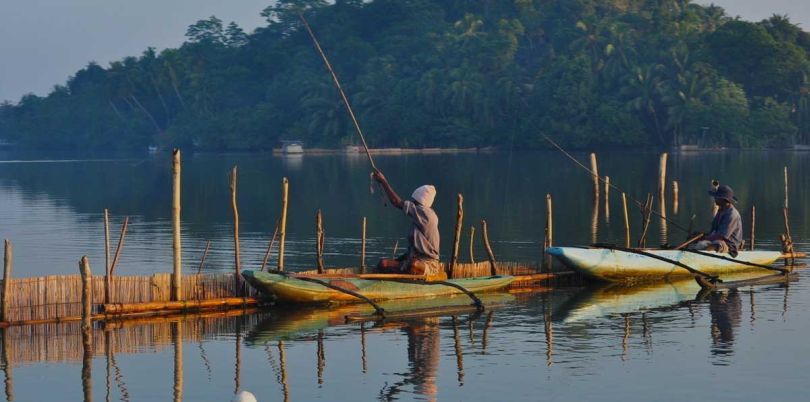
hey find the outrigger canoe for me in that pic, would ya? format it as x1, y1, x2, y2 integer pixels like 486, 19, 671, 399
242, 270, 515, 304
547, 246, 783, 282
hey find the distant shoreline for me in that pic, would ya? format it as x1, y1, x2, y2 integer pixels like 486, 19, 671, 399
271, 146, 497, 155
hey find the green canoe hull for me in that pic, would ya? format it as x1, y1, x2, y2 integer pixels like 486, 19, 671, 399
242, 270, 515, 304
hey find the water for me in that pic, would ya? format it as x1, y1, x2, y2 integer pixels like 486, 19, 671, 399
0, 150, 808, 401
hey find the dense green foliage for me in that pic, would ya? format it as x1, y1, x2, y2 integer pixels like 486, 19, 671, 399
1, 0, 809, 150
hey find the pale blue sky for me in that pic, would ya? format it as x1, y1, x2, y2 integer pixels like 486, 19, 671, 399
0, 0, 807, 103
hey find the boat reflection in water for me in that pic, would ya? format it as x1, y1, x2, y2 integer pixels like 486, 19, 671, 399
553, 271, 794, 363
247, 293, 514, 402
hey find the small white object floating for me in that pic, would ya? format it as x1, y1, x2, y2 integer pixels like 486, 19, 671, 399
232, 390, 257, 402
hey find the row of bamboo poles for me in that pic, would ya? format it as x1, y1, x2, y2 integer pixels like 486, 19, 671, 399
572, 152, 794, 254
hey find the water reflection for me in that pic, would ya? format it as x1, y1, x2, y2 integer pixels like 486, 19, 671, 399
379, 319, 441, 402
704, 290, 742, 361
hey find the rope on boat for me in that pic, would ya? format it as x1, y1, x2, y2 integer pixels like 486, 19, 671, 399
267, 270, 386, 318
680, 249, 790, 274
377, 279, 484, 311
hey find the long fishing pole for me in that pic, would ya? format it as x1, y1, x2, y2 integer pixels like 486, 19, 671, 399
540, 133, 691, 235
297, 11, 377, 171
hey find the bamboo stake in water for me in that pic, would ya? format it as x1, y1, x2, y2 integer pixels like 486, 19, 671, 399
481, 220, 497, 276
622, 193, 631, 248
278, 178, 289, 272
230, 166, 241, 275
469, 226, 476, 264
543, 194, 553, 272
590, 153, 599, 201
672, 180, 679, 215
750, 206, 756, 251
104, 209, 111, 304
109, 217, 129, 276
261, 221, 279, 272
658, 152, 668, 199
2, 240, 11, 322
449, 194, 464, 277
197, 240, 212, 275
360, 217, 367, 273
79, 256, 93, 328
785, 166, 788, 209
316, 210, 325, 274
604, 176, 610, 223
392, 240, 399, 258
171, 149, 182, 301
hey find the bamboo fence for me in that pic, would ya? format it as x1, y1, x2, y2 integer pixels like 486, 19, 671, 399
2, 273, 257, 323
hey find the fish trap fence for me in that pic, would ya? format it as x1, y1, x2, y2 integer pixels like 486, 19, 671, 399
3, 273, 258, 323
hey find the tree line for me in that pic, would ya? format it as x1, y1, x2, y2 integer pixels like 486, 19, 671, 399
1, 0, 809, 151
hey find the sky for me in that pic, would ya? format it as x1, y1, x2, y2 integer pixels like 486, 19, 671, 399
0, 0, 808, 103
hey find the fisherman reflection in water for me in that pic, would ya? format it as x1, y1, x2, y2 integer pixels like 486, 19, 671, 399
379, 318, 441, 402
372, 170, 445, 280
690, 184, 743, 256
708, 290, 742, 360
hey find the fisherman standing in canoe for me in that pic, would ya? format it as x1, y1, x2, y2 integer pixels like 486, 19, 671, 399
690, 184, 743, 256
372, 170, 446, 281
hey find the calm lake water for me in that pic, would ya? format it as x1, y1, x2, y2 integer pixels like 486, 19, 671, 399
0, 150, 808, 401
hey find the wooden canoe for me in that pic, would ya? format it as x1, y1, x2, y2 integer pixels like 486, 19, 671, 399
546, 246, 783, 282
241, 270, 515, 304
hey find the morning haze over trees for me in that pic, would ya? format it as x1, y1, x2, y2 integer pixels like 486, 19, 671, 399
0, 0, 808, 151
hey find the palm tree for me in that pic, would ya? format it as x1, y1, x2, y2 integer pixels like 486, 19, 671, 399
622, 64, 666, 146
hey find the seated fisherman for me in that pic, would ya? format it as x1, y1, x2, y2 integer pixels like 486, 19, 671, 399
690, 184, 743, 255
372, 169, 445, 280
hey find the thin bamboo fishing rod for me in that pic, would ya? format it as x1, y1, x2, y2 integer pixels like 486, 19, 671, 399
540, 133, 690, 235
298, 11, 377, 171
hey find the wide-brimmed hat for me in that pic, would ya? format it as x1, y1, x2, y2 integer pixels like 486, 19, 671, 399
708, 184, 738, 203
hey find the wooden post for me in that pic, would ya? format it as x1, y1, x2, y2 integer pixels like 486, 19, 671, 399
104, 209, 111, 304
360, 217, 367, 273
590, 153, 599, 201
591, 195, 599, 245
672, 180, 679, 215
196, 240, 212, 275
278, 178, 289, 272
481, 220, 497, 276
81, 264, 93, 402
785, 166, 788, 209
316, 209, 325, 274
621, 193, 630, 248
604, 176, 610, 223
658, 152, 668, 200
171, 149, 182, 301
79, 256, 93, 327
638, 193, 653, 248
543, 194, 553, 272
260, 221, 280, 272
449, 194, 464, 277
231, 166, 241, 276
109, 217, 129, 276
2, 240, 11, 322
750, 206, 756, 251
468, 226, 476, 264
